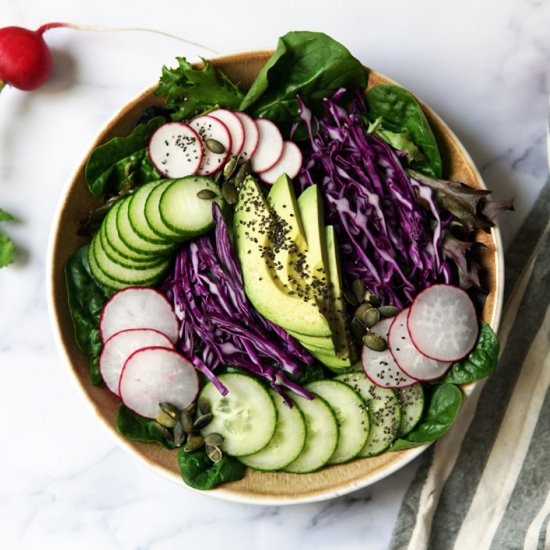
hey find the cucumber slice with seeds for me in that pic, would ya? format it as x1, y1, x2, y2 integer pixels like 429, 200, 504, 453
239, 390, 306, 472
199, 373, 277, 457
159, 176, 225, 238
306, 379, 369, 464
336, 372, 401, 457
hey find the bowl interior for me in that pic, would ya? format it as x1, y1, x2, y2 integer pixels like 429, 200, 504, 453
48, 51, 503, 504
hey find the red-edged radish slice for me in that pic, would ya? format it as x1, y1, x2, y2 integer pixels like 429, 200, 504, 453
99, 328, 174, 396
99, 287, 179, 344
119, 347, 199, 418
234, 112, 259, 161
361, 318, 417, 388
251, 118, 284, 173
209, 109, 245, 155
190, 115, 231, 175
148, 122, 202, 178
388, 309, 452, 381
407, 284, 479, 362
259, 141, 303, 184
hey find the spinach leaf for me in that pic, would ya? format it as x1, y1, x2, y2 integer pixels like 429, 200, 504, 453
116, 405, 177, 449
298, 363, 327, 385
366, 84, 442, 178
178, 449, 246, 490
443, 321, 500, 385
389, 383, 463, 451
65, 245, 109, 385
85, 117, 164, 198
155, 57, 244, 121
0, 208, 15, 268
240, 31, 368, 136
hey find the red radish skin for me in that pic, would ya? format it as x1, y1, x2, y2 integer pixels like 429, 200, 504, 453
407, 284, 479, 362
388, 308, 452, 381
250, 118, 284, 173
99, 328, 174, 396
99, 287, 179, 344
234, 112, 259, 161
118, 346, 199, 418
209, 109, 245, 155
148, 122, 203, 178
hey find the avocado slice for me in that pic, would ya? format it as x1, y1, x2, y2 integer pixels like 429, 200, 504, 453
234, 176, 332, 337
287, 329, 336, 351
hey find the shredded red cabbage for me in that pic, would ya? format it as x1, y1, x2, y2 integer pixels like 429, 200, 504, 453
161, 204, 313, 401
297, 90, 453, 308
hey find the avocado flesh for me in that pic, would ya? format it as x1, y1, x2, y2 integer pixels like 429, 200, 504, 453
234, 176, 332, 337
266, 173, 307, 291
287, 329, 336, 351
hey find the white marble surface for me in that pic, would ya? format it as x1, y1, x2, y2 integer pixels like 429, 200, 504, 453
1, 0, 549, 548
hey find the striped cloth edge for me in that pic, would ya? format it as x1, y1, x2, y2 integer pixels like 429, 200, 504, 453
389, 158, 550, 548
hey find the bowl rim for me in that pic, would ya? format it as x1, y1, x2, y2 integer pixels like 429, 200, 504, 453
46, 51, 504, 505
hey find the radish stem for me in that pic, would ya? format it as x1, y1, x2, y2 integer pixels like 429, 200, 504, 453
36, 22, 220, 55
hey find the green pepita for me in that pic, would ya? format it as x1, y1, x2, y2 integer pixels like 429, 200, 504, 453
343, 288, 359, 306
378, 305, 400, 318
363, 307, 381, 328
205, 138, 226, 154
223, 155, 239, 179
363, 332, 388, 352
194, 413, 213, 431
180, 409, 194, 434
159, 402, 180, 419
196, 189, 217, 200
184, 434, 204, 453
352, 279, 366, 304
173, 422, 186, 447
206, 444, 223, 463
234, 162, 250, 188
351, 317, 367, 342
364, 291, 381, 307
222, 181, 238, 205
204, 432, 224, 447
155, 410, 178, 429
354, 302, 373, 319
198, 397, 211, 415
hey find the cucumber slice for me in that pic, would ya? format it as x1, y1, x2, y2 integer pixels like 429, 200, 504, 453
239, 390, 306, 472
90, 233, 170, 287
336, 372, 401, 457
144, 181, 183, 241
117, 197, 174, 256
396, 383, 424, 436
102, 201, 156, 262
128, 181, 174, 245
159, 176, 225, 238
284, 392, 339, 474
87, 240, 123, 292
199, 373, 277, 457
306, 380, 369, 464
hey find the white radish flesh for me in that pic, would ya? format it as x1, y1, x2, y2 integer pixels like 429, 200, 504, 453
119, 347, 199, 418
99, 287, 179, 344
209, 109, 245, 155
148, 122, 202, 178
362, 317, 417, 388
190, 115, 231, 175
407, 284, 479, 362
389, 308, 452, 381
251, 118, 284, 173
99, 328, 174, 396
234, 112, 259, 161
259, 141, 303, 184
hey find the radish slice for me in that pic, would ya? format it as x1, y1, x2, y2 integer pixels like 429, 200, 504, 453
408, 284, 479, 362
99, 328, 174, 396
388, 308, 452, 381
190, 115, 231, 175
209, 109, 245, 155
362, 318, 417, 388
148, 122, 202, 178
99, 287, 179, 344
251, 118, 284, 173
234, 112, 259, 161
259, 141, 303, 184
119, 347, 199, 418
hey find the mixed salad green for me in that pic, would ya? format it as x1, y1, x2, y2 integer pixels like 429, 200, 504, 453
65, 31, 507, 491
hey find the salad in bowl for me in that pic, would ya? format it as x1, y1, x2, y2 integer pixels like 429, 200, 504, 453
48, 31, 508, 503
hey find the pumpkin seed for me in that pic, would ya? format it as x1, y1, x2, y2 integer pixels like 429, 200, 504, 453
205, 138, 226, 154
343, 288, 359, 306
184, 434, 204, 453
351, 317, 367, 341
206, 444, 223, 463
363, 308, 381, 328
234, 162, 250, 187
204, 432, 224, 447
151, 421, 173, 441
155, 410, 178, 429
196, 189, 217, 200
186, 401, 197, 416
198, 397, 211, 415
222, 181, 238, 205
173, 422, 186, 447
364, 291, 380, 307
379, 305, 400, 318
354, 302, 373, 319
223, 155, 239, 179
194, 413, 213, 431
363, 332, 388, 352
352, 279, 366, 304
180, 409, 194, 434
159, 402, 180, 419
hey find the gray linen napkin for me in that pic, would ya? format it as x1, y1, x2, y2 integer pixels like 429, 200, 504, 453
389, 163, 550, 549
